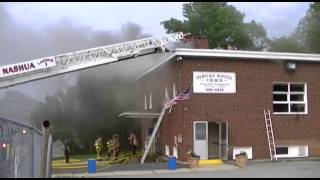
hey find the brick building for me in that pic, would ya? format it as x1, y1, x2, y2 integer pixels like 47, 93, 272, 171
120, 38, 320, 162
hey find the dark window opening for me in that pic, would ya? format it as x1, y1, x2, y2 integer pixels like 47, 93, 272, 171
273, 84, 288, 92
273, 94, 287, 101
290, 95, 304, 101
290, 84, 304, 92
195, 123, 206, 140
291, 104, 305, 112
273, 104, 288, 112
276, 147, 288, 155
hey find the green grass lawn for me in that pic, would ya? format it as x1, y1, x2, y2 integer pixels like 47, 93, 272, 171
52, 152, 143, 170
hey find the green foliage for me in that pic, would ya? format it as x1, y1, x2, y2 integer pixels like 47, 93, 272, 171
268, 36, 306, 53
161, 2, 268, 50
245, 20, 268, 50
268, 2, 320, 53
295, 2, 320, 53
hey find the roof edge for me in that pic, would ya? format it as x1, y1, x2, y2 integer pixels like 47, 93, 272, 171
175, 48, 320, 60
136, 48, 320, 81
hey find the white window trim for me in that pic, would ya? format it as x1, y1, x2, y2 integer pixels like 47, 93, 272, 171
275, 145, 308, 158
149, 93, 152, 110
173, 83, 177, 97
165, 87, 169, 100
144, 93, 147, 110
273, 82, 308, 115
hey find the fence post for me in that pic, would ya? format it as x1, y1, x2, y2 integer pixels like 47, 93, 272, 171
46, 135, 52, 178
40, 121, 50, 178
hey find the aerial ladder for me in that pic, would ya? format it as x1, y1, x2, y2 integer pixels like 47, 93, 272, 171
0, 32, 187, 166
0, 32, 185, 89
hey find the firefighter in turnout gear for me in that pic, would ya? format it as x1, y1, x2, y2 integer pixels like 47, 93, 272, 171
106, 139, 113, 159
111, 134, 120, 160
94, 135, 103, 161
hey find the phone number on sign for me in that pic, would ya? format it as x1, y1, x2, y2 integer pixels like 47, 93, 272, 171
206, 88, 224, 92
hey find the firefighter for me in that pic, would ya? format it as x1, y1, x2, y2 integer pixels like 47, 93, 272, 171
64, 140, 71, 163
94, 135, 103, 161
111, 134, 120, 160
115, 134, 120, 157
128, 131, 138, 155
106, 138, 113, 159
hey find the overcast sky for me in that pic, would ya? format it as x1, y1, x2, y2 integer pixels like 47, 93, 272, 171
4, 2, 310, 38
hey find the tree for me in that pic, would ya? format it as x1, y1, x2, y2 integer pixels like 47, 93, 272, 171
268, 36, 306, 53
295, 2, 320, 53
245, 20, 269, 50
161, 2, 268, 50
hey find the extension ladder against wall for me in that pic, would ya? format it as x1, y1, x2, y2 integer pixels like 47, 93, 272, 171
264, 109, 277, 160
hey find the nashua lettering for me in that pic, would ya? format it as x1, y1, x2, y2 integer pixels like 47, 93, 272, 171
2, 63, 36, 75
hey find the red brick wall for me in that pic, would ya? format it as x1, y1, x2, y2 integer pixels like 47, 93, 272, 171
191, 36, 209, 49
139, 56, 320, 161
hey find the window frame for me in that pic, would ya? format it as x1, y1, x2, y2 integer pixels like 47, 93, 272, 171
173, 83, 177, 97
275, 145, 308, 158
272, 82, 308, 115
164, 87, 169, 100
144, 93, 147, 110
149, 93, 152, 110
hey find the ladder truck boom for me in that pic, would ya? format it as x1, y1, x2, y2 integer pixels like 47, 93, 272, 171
0, 32, 185, 89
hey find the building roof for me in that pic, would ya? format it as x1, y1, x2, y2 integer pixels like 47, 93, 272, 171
118, 111, 160, 119
137, 48, 320, 80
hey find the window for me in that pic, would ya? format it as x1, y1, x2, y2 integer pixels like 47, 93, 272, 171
195, 123, 206, 140
173, 83, 177, 97
164, 88, 169, 100
275, 145, 308, 158
273, 83, 307, 114
149, 93, 152, 110
144, 94, 147, 110
276, 147, 288, 155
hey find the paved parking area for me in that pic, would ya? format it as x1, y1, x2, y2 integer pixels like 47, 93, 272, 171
53, 160, 320, 178
125, 160, 320, 178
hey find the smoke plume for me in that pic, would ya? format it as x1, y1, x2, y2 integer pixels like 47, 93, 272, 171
0, 4, 158, 101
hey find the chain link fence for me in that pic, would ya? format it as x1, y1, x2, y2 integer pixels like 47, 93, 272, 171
0, 116, 42, 178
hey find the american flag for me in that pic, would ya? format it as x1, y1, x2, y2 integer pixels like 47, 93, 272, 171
165, 85, 192, 109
